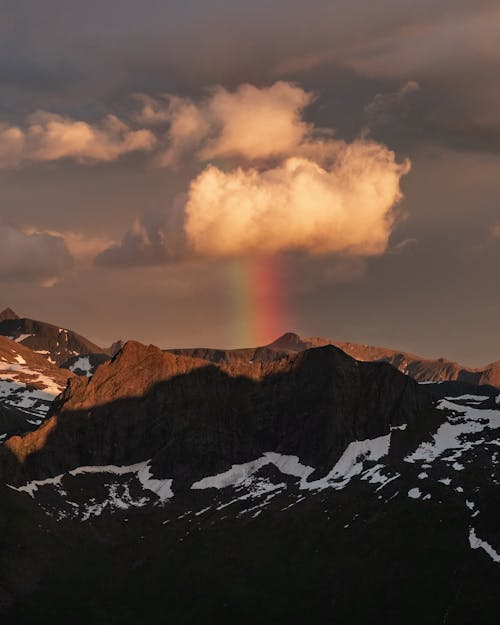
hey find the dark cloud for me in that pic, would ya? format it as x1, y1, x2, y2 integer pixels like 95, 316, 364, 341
95, 197, 188, 267
0, 222, 73, 284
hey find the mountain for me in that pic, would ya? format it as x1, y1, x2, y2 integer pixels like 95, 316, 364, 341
1, 339, 500, 623
0, 340, 440, 486
0, 307, 19, 322
2, 307, 497, 387
0, 336, 73, 441
0, 308, 111, 369
170, 331, 500, 386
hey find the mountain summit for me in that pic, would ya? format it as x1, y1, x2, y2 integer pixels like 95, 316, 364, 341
0, 307, 19, 322
171, 331, 500, 387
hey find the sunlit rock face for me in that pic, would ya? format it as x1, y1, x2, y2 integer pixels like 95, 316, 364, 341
0, 335, 73, 440
170, 331, 500, 386
0, 308, 107, 367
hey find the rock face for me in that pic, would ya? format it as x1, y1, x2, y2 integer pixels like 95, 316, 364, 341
0, 314, 106, 367
107, 340, 124, 357
170, 331, 500, 386
0, 340, 440, 489
0, 336, 73, 439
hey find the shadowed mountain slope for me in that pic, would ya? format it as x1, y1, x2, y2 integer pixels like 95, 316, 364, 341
1, 340, 500, 624
0, 340, 440, 488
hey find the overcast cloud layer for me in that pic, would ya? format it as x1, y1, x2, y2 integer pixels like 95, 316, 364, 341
1, 0, 499, 365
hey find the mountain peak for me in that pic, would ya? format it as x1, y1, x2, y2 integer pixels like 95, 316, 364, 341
0, 307, 19, 321
268, 332, 308, 350
108, 339, 125, 357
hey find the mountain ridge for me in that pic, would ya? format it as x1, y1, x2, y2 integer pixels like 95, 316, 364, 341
170, 331, 500, 387
0, 339, 440, 489
2, 307, 498, 387
1, 337, 500, 623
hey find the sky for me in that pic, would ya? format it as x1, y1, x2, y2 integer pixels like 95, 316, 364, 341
1, 0, 500, 365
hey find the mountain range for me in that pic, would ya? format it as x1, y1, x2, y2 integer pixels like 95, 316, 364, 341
0, 307, 499, 624
1, 306, 498, 385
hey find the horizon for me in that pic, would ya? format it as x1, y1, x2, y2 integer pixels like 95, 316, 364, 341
1, 1, 499, 367
1, 304, 497, 370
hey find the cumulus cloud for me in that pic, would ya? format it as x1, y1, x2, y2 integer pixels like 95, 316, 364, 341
103, 82, 409, 265
198, 82, 313, 161
0, 111, 156, 168
185, 143, 409, 257
0, 222, 73, 284
135, 82, 314, 165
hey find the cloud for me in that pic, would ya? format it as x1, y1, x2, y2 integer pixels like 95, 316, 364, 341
24, 228, 114, 267
102, 82, 409, 266
0, 222, 73, 285
198, 82, 313, 161
185, 143, 409, 257
0, 111, 156, 168
365, 81, 420, 128
135, 82, 314, 165
95, 196, 187, 267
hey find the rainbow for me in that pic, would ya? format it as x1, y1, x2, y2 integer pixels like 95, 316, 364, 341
227, 256, 286, 347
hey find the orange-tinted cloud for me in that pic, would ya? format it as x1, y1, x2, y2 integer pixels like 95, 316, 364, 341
0, 112, 156, 168
136, 82, 313, 165
101, 82, 410, 265
185, 142, 409, 257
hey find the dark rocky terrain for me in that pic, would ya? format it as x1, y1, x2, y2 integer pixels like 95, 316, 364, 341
0, 340, 440, 487
170, 331, 500, 386
0, 335, 499, 624
1, 309, 500, 623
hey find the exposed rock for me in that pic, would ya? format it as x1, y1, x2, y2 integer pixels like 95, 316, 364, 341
0, 308, 19, 322
170, 331, 500, 387
106, 340, 124, 357
0, 317, 106, 367
0, 340, 441, 489
0, 336, 73, 437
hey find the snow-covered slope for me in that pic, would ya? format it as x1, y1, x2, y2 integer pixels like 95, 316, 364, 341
0, 336, 73, 439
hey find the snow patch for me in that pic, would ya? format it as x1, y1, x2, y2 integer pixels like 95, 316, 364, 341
469, 527, 500, 563
9, 474, 65, 498
408, 488, 421, 499
10, 460, 173, 503
192, 435, 391, 493
14, 334, 33, 343
192, 452, 314, 490
69, 357, 93, 376
69, 462, 174, 501
391, 424, 407, 431
445, 394, 489, 402
406, 400, 500, 464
